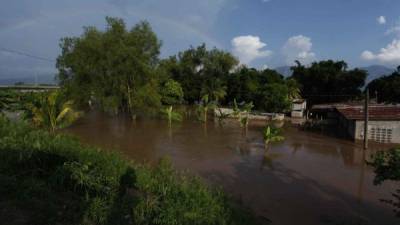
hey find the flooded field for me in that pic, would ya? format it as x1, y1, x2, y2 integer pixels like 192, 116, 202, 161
65, 111, 399, 225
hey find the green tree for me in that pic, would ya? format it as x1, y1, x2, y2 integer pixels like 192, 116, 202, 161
161, 44, 238, 103
259, 83, 291, 113
227, 67, 290, 112
56, 17, 162, 117
367, 66, 400, 104
291, 60, 367, 106
160, 79, 184, 105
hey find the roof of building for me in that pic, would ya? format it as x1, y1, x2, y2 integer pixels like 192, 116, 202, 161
337, 105, 400, 120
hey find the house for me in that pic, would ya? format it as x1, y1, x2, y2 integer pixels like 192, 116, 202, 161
291, 99, 307, 118
337, 105, 400, 144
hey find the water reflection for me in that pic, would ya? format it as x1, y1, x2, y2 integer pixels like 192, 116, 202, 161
65, 111, 398, 225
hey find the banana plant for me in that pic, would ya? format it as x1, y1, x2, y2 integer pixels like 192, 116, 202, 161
161, 105, 182, 126
196, 94, 215, 123
26, 90, 82, 132
263, 126, 285, 146
232, 99, 254, 128
239, 101, 254, 128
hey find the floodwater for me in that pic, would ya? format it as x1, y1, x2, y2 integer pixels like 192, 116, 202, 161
65, 111, 399, 225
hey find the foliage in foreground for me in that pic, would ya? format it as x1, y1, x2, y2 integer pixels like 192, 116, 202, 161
0, 117, 260, 225
369, 148, 400, 217
24, 90, 82, 131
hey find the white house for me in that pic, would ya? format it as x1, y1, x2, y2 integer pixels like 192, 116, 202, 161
291, 99, 307, 118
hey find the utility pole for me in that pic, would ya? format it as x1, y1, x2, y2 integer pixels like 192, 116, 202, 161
364, 89, 369, 150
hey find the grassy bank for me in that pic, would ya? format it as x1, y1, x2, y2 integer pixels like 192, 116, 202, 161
0, 117, 262, 225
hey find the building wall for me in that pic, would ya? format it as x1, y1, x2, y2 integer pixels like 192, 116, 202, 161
354, 120, 400, 143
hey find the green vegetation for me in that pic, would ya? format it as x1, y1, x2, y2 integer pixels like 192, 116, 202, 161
24, 90, 82, 132
263, 126, 285, 146
367, 66, 400, 104
0, 89, 25, 112
57, 17, 162, 117
160, 105, 182, 125
55, 17, 303, 116
0, 117, 261, 225
196, 94, 215, 122
160, 79, 184, 105
369, 147, 400, 217
160, 44, 238, 104
291, 60, 367, 106
227, 67, 294, 112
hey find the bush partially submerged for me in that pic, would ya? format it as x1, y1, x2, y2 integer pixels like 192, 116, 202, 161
369, 148, 400, 217
0, 117, 261, 225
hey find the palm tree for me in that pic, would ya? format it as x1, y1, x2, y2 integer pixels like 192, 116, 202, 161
27, 90, 82, 132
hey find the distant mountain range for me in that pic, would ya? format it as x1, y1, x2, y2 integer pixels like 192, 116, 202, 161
0, 65, 395, 85
0, 74, 57, 85
274, 65, 395, 84
275, 66, 292, 77
360, 65, 395, 83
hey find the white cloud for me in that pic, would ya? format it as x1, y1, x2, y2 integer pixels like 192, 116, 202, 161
385, 18, 400, 37
386, 26, 400, 37
282, 35, 315, 65
231, 35, 272, 65
361, 39, 400, 65
262, 0, 272, 3
377, 16, 386, 25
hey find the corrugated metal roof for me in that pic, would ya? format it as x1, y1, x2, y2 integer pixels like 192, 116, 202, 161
337, 105, 400, 120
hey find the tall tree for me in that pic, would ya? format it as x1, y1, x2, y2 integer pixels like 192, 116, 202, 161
161, 44, 238, 103
56, 17, 162, 117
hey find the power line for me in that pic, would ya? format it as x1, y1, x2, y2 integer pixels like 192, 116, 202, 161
0, 47, 55, 62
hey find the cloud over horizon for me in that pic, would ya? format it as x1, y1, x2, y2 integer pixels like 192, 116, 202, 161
361, 39, 400, 65
282, 35, 315, 65
231, 35, 272, 65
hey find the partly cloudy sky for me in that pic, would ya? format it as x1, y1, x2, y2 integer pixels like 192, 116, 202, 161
1, 0, 400, 80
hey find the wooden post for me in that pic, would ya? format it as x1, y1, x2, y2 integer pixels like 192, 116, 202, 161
364, 89, 369, 150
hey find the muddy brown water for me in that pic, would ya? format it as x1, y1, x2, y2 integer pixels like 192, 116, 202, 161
64, 111, 399, 225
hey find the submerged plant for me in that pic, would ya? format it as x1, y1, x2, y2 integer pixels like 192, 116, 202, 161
161, 105, 182, 125
368, 148, 400, 217
263, 126, 285, 146
196, 94, 215, 123
232, 99, 254, 128
215, 107, 231, 125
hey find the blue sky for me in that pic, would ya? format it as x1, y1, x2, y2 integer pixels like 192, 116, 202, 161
1, 0, 400, 79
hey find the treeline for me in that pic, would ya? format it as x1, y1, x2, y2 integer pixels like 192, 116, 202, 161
56, 17, 399, 118
367, 66, 400, 104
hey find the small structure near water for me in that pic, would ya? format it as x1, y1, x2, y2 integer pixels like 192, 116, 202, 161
311, 103, 400, 144
214, 108, 285, 121
291, 99, 307, 118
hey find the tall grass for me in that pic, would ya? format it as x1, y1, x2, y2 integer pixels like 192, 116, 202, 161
0, 116, 262, 225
